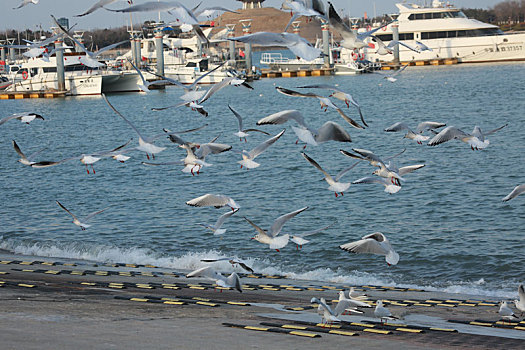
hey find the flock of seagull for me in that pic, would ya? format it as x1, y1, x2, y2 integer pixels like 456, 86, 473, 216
5, 0, 525, 324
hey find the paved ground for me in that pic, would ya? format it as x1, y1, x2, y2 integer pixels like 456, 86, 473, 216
0, 252, 523, 349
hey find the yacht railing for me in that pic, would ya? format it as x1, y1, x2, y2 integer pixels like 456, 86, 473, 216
260, 53, 290, 65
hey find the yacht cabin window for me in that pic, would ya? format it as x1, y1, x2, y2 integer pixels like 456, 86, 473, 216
408, 11, 467, 20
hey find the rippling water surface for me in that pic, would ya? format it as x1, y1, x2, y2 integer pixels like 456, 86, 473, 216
1, 62, 524, 297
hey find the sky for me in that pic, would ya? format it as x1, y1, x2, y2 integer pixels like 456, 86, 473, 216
1, 0, 503, 31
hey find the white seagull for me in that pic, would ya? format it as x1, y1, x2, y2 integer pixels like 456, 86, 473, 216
301, 152, 357, 197
229, 32, 322, 61
374, 64, 409, 83
296, 84, 368, 127
56, 200, 109, 230
415, 40, 433, 52
245, 207, 308, 252
339, 232, 400, 265
352, 176, 402, 194
372, 36, 421, 55
200, 257, 254, 273
281, 0, 327, 32
384, 121, 446, 144
0, 112, 44, 126
290, 223, 333, 249
276, 86, 365, 129
499, 301, 519, 323
76, 0, 127, 17
198, 209, 239, 236
228, 104, 269, 142
53, 139, 132, 174
336, 290, 371, 315
13, 0, 38, 10
374, 300, 399, 324
238, 129, 285, 169
327, 2, 390, 50
310, 297, 340, 325
186, 194, 240, 211
12, 140, 62, 168
503, 185, 525, 202
340, 148, 408, 186
103, 94, 166, 159
428, 124, 508, 150
514, 284, 525, 315
256, 109, 352, 148
186, 266, 243, 293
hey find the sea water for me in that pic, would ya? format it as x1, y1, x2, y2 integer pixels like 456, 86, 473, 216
1, 62, 524, 298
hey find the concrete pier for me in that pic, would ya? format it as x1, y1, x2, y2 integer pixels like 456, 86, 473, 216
155, 30, 164, 76
321, 20, 330, 68
55, 38, 66, 92
392, 23, 400, 68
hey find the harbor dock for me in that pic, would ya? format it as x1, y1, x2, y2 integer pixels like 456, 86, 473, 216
0, 90, 67, 99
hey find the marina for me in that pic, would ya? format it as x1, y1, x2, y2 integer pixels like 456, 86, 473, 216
1, 1, 525, 349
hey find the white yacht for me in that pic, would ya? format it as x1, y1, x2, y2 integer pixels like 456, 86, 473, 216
364, 1, 525, 63
6, 53, 141, 95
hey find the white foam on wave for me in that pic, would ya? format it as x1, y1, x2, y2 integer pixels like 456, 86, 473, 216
0, 238, 518, 299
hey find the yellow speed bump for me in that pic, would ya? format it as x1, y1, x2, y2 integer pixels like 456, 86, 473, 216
196, 301, 219, 307
130, 298, 149, 302
364, 328, 392, 334
163, 301, 185, 305
0, 272, 7, 275
430, 328, 458, 332
470, 321, 493, 326
329, 330, 357, 336
227, 302, 250, 306
18, 283, 36, 288
281, 325, 307, 330
396, 328, 423, 333
289, 331, 319, 338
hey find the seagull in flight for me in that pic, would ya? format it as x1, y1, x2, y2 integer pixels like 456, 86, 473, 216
76, 0, 131, 17
428, 124, 507, 150
290, 223, 334, 250
0, 112, 44, 126
276, 87, 365, 129
351, 176, 402, 194
238, 129, 285, 169
295, 84, 368, 127
12, 140, 61, 168
245, 207, 308, 252
56, 200, 109, 230
514, 284, 525, 315
186, 194, 240, 211
502, 185, 525, 202
257, 109, 351, 148
339, 232, 399, 265
199, 209, 239, 236
301, 152, 357, 197
310, 297, 340, 326
384, 121, 446, 144
186, 266, 243, 293
374, 64, 409, 83
327, 2, 391, 50
103, 94, 166, 160
200, 257, 254, 273
280, 0, 327, 32
228, 105, 269, 142
13, 0, 38, 10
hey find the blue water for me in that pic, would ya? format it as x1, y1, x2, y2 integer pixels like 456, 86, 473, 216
1, 62, 524, 298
